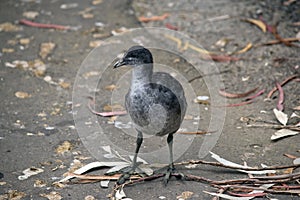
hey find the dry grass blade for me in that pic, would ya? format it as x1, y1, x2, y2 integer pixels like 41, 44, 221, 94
242, 18, 266, 32
235, 43, 253, 54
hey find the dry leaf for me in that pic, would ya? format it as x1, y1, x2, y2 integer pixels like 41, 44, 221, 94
40, 191, 62, 200
15, 91, 31, 99
273, 108, 288, 126
0, 22, 21, 32
18, 167, 44, 180
111, 27, 129, 36
6, 190, 26, 200
55, 141, 72, 154
283, 167, 294, 174
92, 0, 103, 5
243, 18, 266, 33
34, 179, 46, 187
215, 38, 230, 47
19, 38, 31, 45
105, 84, 118, 91
177, 191, 194, 199
2, 48, 14, 53
85, 195, 96, 200
210, 152, 276, 174
293, 158, 300, 165
81, 13, 94, 19
39, 42, 56, 59
271, 129, 299, 140
89, 40, 103, 48
23, 11, 39, 19
58, 81, 71, 89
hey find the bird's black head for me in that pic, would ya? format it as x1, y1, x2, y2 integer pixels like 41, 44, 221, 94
113, 46, 153, 68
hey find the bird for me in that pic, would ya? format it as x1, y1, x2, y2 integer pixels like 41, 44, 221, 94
113, 45, 187, 184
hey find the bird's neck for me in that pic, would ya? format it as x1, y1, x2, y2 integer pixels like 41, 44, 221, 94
131, 64, 153, 91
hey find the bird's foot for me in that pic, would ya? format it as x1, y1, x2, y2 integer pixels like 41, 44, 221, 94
116, 162, 144, 185
155, 164, 184, 185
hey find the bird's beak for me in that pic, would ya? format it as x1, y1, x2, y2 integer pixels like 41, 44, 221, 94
113, 58, 126, 68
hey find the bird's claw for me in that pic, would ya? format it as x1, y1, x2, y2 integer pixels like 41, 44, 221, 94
116, 162, 144, 185
163, 165, 184, 185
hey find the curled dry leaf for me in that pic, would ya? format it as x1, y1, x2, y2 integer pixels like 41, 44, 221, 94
40, 191, 62, 200
55, 141, 72, 154
271, 129, 299, 140
0, 22, 21, 32
273, 108, 288, 126
242, 18, 266, 33
15, 91, 31, 99
39, 42, 56, 59
23, 11, 39, 19
5, 190, 26, 200
34, 179, 47, 187
18, 167, 44, 180
177, 191, 194, 199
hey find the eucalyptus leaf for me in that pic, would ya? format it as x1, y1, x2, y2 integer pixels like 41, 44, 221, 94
271, 129, 299, 140
273, 108, 288, 126
105, 163, 130, 174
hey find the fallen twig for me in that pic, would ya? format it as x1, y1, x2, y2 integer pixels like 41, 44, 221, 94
276, 82, 284, 111
256, 37, 300, 47
219, 87, 258, 98
266, 75, 299, 98
175, 159, 300, 171
19, 19, 71, 30
244, 89, 265, 101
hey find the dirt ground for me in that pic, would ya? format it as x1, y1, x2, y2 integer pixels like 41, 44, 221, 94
0, 0, 299, 199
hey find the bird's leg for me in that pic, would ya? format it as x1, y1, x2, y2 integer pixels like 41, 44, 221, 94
163, 133, 174, 185
117, 130, 143, 184
163, 133, 184, 185
132, 130, 143, 169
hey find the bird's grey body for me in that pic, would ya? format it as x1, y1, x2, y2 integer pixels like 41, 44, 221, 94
113, 46, 187, 184
126, 71, 186, 136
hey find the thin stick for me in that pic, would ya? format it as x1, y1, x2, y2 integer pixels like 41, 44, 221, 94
267, 75, 299, 98
19, 19, 70, 30
175, 159, 300, 171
